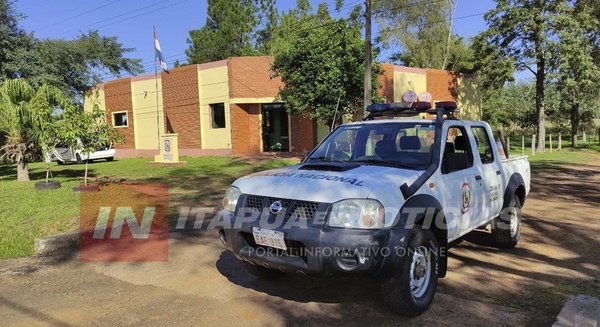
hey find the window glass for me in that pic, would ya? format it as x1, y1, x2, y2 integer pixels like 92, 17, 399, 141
307, 122, 435, 169
113, 112, 127, 127
472, 126, 494, 164
211, 103, 226, 128
442, 126, 473, 173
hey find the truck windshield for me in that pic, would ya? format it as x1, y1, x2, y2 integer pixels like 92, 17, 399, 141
307, 122, 436, 169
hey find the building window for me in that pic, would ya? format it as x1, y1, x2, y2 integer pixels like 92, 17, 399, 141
211, 103, 226, 128
113, 112, 128, 127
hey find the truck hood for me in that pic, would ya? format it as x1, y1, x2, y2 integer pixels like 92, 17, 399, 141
232, 162, 423, 204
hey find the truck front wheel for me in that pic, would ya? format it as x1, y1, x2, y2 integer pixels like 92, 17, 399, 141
382, 228, 439, 317
491, 194, 522, 248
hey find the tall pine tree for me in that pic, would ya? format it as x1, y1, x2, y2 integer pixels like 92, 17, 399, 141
186, 0, 263, 64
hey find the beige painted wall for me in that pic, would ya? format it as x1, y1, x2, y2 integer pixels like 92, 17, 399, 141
316, 121, 331, 144
393, 71, 428, 102
83, 87, 106, 112
131, 78, 164, 150
456, 76, 482, 121
199, 65, 232, 149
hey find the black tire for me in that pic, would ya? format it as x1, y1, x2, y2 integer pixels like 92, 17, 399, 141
491, 195, 522, 248
76, 154, 83, 164
243, 261, 281, 279
35, 181, 61, 191
106, 157, 114, 162
382, 228, 439, 317
57, 160, 65, 165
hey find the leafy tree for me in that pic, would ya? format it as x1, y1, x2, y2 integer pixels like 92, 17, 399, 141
0, 0, 31, 82
482, 81, 536, 130
58, 100, 124, 185
265, 0, 316, 56
272, 5, 381, 123
1, 1, 142, 98
186, 0, 262, 63
483, 0, 566, 152
471, 31, 515, 91
373, 0, 468, 71
10, 31, 143, 99
254, 0, 278, 54
553, 0, 600, 147
0, 79, 64, 181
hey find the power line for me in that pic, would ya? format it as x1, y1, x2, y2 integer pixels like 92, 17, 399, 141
372, 0, 446, 16
56, 0, 188, 36
37, 1, 121, 31
92, 0, 190, 33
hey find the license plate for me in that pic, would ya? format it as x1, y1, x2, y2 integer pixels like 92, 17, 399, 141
252, 227, 287, 250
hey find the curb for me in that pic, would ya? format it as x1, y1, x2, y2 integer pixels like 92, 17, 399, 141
553, 294, 600, 327
34, 231, 80, 257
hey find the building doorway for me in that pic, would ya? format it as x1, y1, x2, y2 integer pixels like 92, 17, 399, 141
262, 103, 289, 152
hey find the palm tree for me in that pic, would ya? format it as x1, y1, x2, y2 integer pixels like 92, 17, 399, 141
0, 79, 64, 181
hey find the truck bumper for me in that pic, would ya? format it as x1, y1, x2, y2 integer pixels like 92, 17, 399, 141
218, 210, 411, 278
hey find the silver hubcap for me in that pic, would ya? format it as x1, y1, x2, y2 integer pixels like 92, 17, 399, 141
410, 247, 431, 298
509, 200, 520, 237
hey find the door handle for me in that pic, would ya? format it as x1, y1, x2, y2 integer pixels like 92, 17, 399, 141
475, 175, 482, 180
496, 170, 501, 175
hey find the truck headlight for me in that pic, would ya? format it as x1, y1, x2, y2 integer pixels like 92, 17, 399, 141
222, 186, 242, 212
328, 199, 384, 229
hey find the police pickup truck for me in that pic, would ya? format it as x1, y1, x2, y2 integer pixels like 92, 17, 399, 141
219, 101, 530, 317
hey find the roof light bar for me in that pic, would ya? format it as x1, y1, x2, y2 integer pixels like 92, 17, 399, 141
435, 101, 457, 110
366, 101, 432, 113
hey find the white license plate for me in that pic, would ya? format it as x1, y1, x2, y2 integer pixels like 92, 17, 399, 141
252, 227, 287, 250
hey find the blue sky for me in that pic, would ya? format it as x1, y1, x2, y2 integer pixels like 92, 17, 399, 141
15, 0, 497, 80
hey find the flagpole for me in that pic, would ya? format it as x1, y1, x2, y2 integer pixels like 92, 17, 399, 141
154, 26, 160, 150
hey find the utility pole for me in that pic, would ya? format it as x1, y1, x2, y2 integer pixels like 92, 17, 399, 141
364, 0, 372, 113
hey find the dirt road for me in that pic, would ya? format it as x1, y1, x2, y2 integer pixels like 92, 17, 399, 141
1, 156, 599, 326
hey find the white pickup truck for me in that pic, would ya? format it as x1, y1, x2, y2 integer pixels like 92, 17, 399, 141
219, 101, 530, 317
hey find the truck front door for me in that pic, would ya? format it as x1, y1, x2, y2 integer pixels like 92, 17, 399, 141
440, 126, 486, 240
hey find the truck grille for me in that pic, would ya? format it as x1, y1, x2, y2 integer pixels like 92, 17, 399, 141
245, 195, 263, 212
242, 195, 321, 220
289, 202, 319, 220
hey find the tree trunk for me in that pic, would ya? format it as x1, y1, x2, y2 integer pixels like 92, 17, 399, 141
17, 159, 30, 182
535, 40, 546, 153
571, 102, 580, 147
84, 160, 89, 185
442, 0, 458, 71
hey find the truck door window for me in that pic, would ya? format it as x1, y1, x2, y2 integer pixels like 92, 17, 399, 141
471, 126, 494, 164
442, 126, 473, 173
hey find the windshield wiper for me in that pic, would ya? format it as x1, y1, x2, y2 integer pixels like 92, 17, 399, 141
351, 158, 390, 165
351, 158, 417, 169
308, 156, 344, 163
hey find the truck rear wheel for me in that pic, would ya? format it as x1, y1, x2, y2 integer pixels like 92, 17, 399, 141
492, 194, 522, 248
382, 228, 439, 317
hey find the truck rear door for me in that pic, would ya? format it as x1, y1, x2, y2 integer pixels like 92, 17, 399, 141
470, 125, 503, 223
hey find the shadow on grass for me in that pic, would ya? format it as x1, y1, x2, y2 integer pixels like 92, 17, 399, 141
0, 164, 93, 183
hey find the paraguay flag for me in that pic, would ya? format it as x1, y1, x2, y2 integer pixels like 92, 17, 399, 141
154, 28, 169, 73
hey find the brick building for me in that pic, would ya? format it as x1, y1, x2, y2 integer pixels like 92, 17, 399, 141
86, 56, 480, 158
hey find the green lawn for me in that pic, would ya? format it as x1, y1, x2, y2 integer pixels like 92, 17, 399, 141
0, 156, 297, 258
508, 145, 598, 170
1, 147, 598, 259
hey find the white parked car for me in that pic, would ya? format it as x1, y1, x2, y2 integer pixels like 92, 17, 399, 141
51, 140, 115, 164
